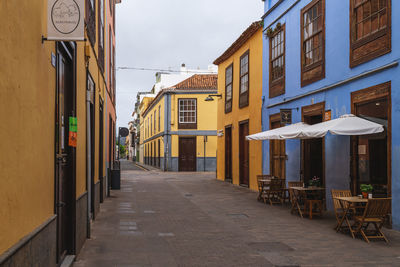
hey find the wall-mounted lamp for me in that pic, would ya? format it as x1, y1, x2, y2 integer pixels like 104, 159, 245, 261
204, 94, 222, 102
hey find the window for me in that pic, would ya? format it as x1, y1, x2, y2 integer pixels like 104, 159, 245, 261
98, 0, 104, 71
86, 0, 96, 46
269, 25, 285, 98
150, 115, 153, 136
350, 0, 391, 67
225, 64, 233, 113
178, 99, 197, 129
109, 27, 113, 96
154, 110, 156, 133
301, 0, 325, 86
158, 106, 161, 132
239, 51, 249, 108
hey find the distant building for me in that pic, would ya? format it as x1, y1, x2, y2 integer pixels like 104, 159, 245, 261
214, 21, 263, 190
132, 64, 217, 164
139, 74, 218, 171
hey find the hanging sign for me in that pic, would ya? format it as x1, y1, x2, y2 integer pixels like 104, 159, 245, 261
324, 110, 332, 121
47, 0, 84, 41
68, 116, 77, 147
69, 116, 77, 132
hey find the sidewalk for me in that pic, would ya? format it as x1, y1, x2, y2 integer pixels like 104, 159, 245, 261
74, 166, 400, 267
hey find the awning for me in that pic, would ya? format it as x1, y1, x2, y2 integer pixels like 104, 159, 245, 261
246, 122, 310, 140
299, 114, 384, 138
246, 114, 384, 140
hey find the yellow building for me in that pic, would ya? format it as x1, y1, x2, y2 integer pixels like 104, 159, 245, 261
0, 0, 119, 265
214, 21, 263, 190
140, 74, 218, 171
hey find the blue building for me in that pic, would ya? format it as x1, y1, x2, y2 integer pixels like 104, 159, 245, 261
261, 0, 399, 229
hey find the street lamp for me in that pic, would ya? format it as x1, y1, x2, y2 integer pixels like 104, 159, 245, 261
204, 94, 222, 101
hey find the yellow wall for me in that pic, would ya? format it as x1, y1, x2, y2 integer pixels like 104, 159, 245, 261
170, 93, 217, 158
216, 28, 263, 191
0, 0, 107, 254
0, 1, 55, 254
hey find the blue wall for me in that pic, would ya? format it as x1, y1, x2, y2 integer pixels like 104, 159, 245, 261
262, 0, 400, 228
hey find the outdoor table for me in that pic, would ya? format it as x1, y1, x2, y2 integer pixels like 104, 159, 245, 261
291, 187, 325, 219
333, 196, 368, 238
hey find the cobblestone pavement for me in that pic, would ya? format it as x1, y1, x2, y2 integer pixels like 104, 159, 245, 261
74, 164, 400, 267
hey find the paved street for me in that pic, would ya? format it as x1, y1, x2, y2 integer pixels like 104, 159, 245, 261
74, 161, 400, 267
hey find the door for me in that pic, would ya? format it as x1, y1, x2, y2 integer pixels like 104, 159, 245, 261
158, 139, 161, 168
87, 73, 95, 220
179, 137, 196, 171
352, 94, 390, 197
302, 114, 323, 185
270, 118, 286, 179
239, 121, 249, 186
99, 101, 104, 203
55, 42, 75, 261
225, 126, 232, 182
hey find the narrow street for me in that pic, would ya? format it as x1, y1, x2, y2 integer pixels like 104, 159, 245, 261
74, 161, 400, 267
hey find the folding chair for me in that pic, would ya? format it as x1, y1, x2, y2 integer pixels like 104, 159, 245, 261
352, 198, 391, 243
289, 188, 303, 218
331, 189, 354, 231
264, 179, 284, 205
257, 175, 273, 201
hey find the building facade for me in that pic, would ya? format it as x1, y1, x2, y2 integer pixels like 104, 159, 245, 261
0, 0, 120, 265
105, 0, 118, 197
140, 74, 218, 172
214, 22, 263, 190
262, 0, 399, 228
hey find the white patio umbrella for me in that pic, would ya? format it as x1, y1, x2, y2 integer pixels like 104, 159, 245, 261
298, 114, 385, 138
246, 114, 384, 141
246, 122, 310, 140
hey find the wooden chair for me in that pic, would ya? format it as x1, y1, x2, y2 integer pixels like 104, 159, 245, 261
288, 188, 303, 218
352, 198, 391, 243
304, 190, 324, 219
331, 189, 354, 231
264, 178, 284, 205
257, 175, 273, 201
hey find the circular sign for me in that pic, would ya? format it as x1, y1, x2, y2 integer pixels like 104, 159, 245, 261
119, 127, 130, 137
51, 0, 81, 35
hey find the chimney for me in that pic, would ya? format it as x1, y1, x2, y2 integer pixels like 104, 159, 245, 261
180, 63, 187, 73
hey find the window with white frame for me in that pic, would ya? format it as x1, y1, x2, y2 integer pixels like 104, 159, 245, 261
178, 99, 197, 129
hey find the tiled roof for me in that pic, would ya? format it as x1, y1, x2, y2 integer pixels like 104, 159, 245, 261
213, 21, 262, 65
170, 74, 218, 90
141, 74, 217, 117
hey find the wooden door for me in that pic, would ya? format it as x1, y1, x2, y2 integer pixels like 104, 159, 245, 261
239, 121, 249, 186
302, 114, 323, 185
55, 42, 75, 261
99, 101, 104, 203
179, 137, 196, 171
270, 119, 286, 179
158, 139, 161, 167
225, 126, 232, 182
351, 84, 390, 197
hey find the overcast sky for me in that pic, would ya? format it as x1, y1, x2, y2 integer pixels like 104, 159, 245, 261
115, 0, 264, 129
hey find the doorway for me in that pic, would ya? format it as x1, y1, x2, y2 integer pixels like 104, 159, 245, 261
158, 139, 161, 168
270, 114, 286, 179
225, 125, 232, 182
179, 137, 196, 171
99, 100, 104, 203
351, 83, 391, 197
239, 120, 249, 186
55, 42, 76, 262
302, 102, 325, 186
86, 72, 95, 220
